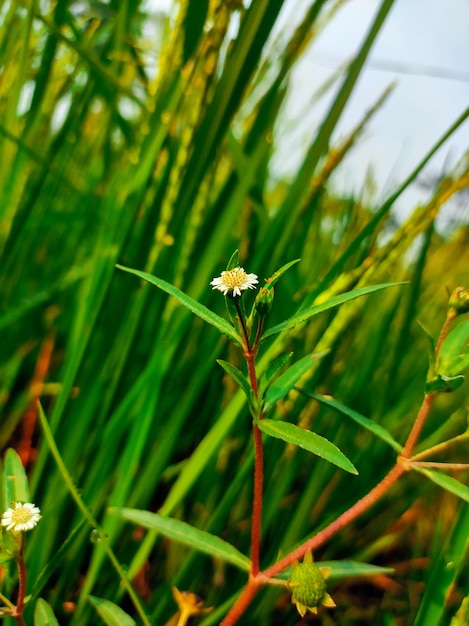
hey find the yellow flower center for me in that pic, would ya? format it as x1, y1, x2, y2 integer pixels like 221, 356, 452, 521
12, 508, 33, 524
222, 268, 247, 288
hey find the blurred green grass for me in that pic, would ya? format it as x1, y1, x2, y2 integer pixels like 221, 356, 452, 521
0, 0, 468, 624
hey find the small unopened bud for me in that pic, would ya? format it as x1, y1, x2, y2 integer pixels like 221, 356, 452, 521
449, 286, 469, 316
255, 287, 274, 317
288, 552, 335, 617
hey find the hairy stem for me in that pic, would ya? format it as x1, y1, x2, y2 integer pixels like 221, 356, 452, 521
251, 423, 263, 576
401, 392, 436, 458
16, 535, 26, 615
264, 462, 405, 579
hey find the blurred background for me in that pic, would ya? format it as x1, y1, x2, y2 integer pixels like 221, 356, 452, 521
0, 0, 468, 624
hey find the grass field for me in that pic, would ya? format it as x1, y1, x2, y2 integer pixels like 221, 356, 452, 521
0, 1, 468, 625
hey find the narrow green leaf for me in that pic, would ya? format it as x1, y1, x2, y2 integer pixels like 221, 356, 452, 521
226, 249, 240, 270
412, 503, 469, 626
264, 353, 327, 411
217, 360, 254, 407
3, 448, 30, 506
276, 560, 394, 581
413, 467, 469, 503
263, 259, 300, 290
89, 596, 136, 626
261, 283, 405, 341
111, 508, 251, 572
34, 598, 60, 626
116, 265, 241, 346
418, 321, 437, 380
257, 419, 357, 474
301, 392, 402, 452
258, 352, 293, 400
437, 320, 469, 377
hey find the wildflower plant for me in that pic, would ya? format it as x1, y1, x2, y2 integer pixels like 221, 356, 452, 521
0, 450, 41, 625
112, 253, 469, 624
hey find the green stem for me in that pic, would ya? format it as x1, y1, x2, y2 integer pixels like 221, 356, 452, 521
37, 403, 151, 626
411, 431, 469, 461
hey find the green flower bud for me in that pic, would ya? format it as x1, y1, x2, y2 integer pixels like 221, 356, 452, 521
449, 286, 469, 316
288, 552, 335, 617
255, 286, 274, 317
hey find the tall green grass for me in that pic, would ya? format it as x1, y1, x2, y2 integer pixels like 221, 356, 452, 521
0, 0, 468, 624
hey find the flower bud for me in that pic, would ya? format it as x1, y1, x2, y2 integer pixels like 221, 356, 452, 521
255, 287, 274, 317
288, 553, 335, 617
449, 286, 469, 316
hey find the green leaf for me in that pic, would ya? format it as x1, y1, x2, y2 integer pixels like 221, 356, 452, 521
258, 352, 293, 400
34, 599, 60, 626
116, 265, 241, 346
3, 448, 30, 506
89, 596, 136, 626
413, 467, 469, 503
111, 508, 251, 571
437, 320, 469, 377
226, 249, 240, 270
300, 392, 402, 452
217, 360, 255, 412
261, 282, 405, 341
418, 321, 437, 380
256, 418, 357, 474
263, 259, 300, 290
425, 374, 465, 394
264, 353, 328, 411
276, 560, 394, 581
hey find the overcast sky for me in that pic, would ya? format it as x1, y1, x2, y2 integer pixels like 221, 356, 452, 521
271, 0, 469, 223
149, 0, 469, 224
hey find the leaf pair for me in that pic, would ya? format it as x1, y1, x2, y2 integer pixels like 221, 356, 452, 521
116, 263, 403, 348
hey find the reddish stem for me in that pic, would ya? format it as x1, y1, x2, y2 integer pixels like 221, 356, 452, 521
233, 298, 265, 576
220, 298, 455, 624
264, 462, 405, 579
15, 535, 26, 622
401, 392, 436, 458
219, 579, 263, 626
434, 309, 457, 359
251, 423, 263, 576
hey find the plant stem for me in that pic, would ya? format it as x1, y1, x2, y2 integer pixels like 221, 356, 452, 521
401, 392, 436, 458
251, 422, 263, 576
409, 461, 469, 470
219, 578, 263, 626
410, 431, 469, 461
401, 307, 456, 459
14, 535, 26, 624
222, 297, 457, 624
233, 298, 251, 352
233, 299, 264, 576
265, 462, 405, 579
37, 403, 151, 626
434, 308, 457, 359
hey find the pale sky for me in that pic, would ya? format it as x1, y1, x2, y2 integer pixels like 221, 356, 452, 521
271, 0, 469, 225
147, 0, 469, 226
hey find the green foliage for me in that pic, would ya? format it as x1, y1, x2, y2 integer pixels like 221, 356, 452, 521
88, 597, 137, 626
111, 508, 251, 572
257, 418, 357, 474
34, 599, 60, 626
0, 0, 468, 624
3, 448, 30, 505
437, 320, 469, 377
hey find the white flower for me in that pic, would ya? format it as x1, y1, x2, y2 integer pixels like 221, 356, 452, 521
2, 502, 41, 532
210, 267, 258, 297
